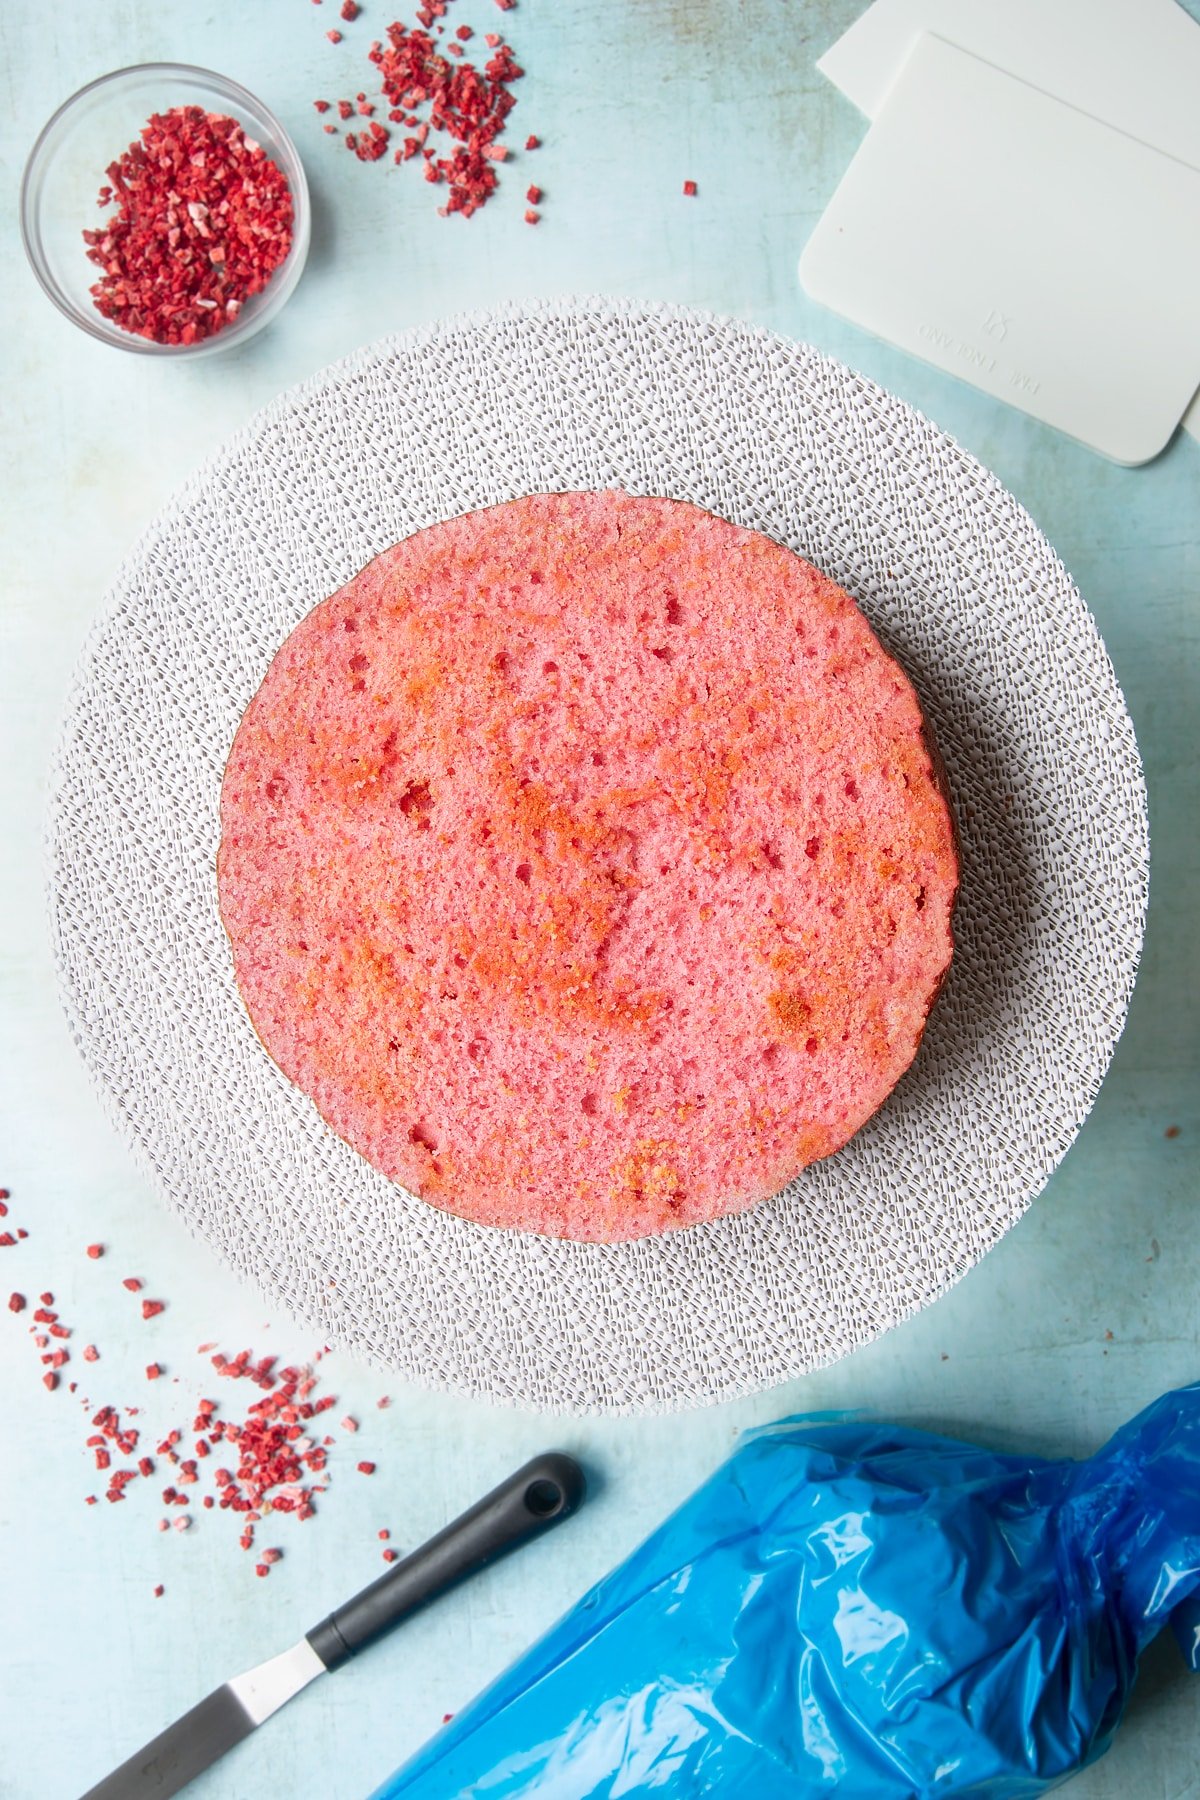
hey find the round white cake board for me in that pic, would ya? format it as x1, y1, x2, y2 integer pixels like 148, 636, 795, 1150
48, 299, 1148, 1413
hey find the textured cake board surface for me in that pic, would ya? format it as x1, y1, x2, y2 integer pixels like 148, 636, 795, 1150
47, 299, 1148, 1413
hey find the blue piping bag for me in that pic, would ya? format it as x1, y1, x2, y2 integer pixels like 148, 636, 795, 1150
373, 1385, 1200, 1798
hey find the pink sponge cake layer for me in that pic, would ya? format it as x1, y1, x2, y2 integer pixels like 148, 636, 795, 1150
218, 492, 957, 1241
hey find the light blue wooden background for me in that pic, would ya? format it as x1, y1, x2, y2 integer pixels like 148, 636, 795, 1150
1, 4, 1197, 1797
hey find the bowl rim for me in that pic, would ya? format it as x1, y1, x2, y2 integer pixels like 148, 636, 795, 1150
19, 60, 310, 357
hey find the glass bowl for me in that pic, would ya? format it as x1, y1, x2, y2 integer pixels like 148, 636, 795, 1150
20, 63, 310, 358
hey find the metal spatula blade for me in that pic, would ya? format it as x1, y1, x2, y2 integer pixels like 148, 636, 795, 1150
78, 1452, 586, 1800
79, 1639, 325, 1799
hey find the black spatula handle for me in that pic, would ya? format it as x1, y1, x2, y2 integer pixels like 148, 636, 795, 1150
306, 1451, 585, 1670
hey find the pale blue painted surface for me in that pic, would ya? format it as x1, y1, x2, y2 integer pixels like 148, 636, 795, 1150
0, 4, 1196, 1797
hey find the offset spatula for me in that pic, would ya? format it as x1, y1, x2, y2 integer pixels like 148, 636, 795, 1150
80, 1451, 585, 1800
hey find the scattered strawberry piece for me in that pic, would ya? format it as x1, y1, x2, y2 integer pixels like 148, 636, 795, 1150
341, 0, 360, 17
357, 1461, 376, 1475
347, 123, 390, 159
525, 184, 541, 204
341, 1415, 359, 1432
7, 1293, 24, 1313
141, 1299, 165, 1320
327, 28, 343, 42
382, 1547, 398, 1562
20, 1320, 347, 1571
682, 179, 697, 196
341, 16, 527, 218
314, 100, 331, 113
378, 1528, 390, 1540
153, 1584, 164, 1597
0, 1233, 16, 1249
122, 1277, 143, 1293
524, 133, 538, 149
524, 208, 539, 224
86, 1244, 104, 1259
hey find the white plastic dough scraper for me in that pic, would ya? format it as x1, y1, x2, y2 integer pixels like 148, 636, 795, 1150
817, 0, 1200, 165
800, 29, 1200, 463
814, 0, 1200, 444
